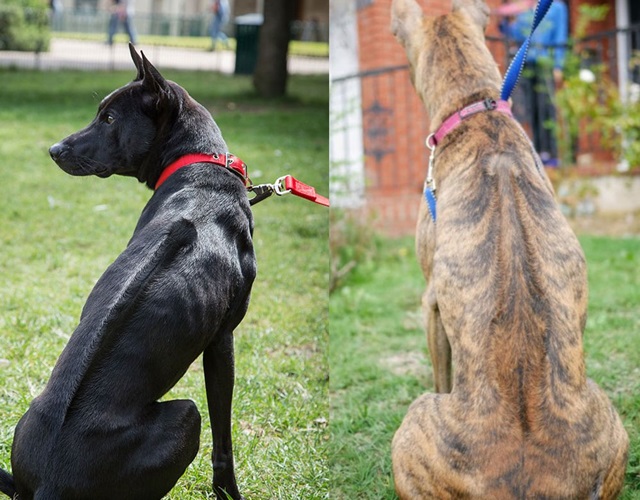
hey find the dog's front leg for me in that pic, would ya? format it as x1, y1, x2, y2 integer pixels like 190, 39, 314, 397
203, 331, 243, 500
423, 287, 451, 393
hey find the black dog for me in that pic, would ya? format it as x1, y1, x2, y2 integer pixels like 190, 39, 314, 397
0, 45, 255, 500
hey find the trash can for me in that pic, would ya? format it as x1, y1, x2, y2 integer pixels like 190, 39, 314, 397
234, 13, 263, 75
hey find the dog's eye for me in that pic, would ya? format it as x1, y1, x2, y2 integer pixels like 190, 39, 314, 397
105, 114, 115, 125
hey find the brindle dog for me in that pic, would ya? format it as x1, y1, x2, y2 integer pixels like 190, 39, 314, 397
390, 0, 629, 498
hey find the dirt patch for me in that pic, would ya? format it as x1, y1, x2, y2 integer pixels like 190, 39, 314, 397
569, 212, 640, 237
265, 343, 319, 360
382, 352, 427, 378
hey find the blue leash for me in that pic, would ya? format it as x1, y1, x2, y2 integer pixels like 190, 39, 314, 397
425, 188, 437, 221
500, 0, 555, 101
424, 0, 555, 223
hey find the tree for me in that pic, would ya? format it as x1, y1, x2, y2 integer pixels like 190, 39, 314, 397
252, 0, 295, 98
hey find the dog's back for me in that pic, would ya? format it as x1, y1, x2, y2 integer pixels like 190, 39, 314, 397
11, 175, 254, 499
391, 0, 629, 497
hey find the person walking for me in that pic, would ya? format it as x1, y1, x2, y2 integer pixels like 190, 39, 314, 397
499, 0, 568, 166
49, 0, 63, 31
209, 0, 230, 50
107, 0, 137, 46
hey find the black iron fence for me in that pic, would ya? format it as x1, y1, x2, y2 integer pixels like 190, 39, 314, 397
579, 24, 640, 83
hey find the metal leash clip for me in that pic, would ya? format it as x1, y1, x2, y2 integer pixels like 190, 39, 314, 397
273, 175, 292, 196
248, 176, 292, 206
248, 183, 275, 205
249, 175, 329, 207
425, 134, 437, 196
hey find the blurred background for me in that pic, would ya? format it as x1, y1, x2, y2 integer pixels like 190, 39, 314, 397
331, 0, 640, 236
0, 0, 328, 75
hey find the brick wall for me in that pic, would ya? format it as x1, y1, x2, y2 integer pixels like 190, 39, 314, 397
355, 0, 504, 236
358, 65, 430, 236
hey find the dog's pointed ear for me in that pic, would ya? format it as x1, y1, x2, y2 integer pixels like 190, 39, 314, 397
452, 0, 490, 32
140, 52, 171, 95
129, 43, 144, 81
391, 0, 424, 50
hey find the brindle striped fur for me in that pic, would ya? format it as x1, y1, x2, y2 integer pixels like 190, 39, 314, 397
390, 0, 629, 498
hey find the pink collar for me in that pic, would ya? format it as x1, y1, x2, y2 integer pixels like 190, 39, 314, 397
155, 153, 249, 190
422, 98, 513, 224
427, 98, 512, 148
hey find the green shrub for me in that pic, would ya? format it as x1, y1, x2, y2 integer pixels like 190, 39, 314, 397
330, 209, 384, 293
552, 5, 611, 166
0, 0, 50, 52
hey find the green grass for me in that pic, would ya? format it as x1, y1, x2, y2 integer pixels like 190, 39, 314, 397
0, 69, 328, 499
330, 232, 640, 499
55, 32, 329, 57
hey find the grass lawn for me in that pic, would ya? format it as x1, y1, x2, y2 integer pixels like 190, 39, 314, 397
330, 229, 640, 498
0, 69, 329, 499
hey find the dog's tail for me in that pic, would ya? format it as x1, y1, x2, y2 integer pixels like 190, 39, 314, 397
0, 468, 16, 498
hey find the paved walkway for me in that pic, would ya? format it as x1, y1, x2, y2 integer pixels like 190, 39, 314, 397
0, 38, 328, 74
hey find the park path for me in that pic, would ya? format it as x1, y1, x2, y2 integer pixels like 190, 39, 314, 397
0, 38, 328, 74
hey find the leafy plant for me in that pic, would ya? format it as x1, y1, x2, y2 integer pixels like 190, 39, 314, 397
600, 52, 640, 171
0, 0, 50, 52
552, 4, 614, 167
552, 5, 640, 171
329, 209, 381, 293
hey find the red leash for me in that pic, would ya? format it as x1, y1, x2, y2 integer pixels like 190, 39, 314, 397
279, 175, 330, 207
155, 153, 329, 207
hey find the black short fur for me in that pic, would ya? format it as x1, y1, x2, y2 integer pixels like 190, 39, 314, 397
0, 45, 255, 500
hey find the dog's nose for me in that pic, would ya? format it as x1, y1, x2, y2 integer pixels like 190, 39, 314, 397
49, 142, 66, 162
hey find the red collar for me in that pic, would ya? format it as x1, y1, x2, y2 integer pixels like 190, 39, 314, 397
155, 153, 249, 190
427, 98, 512, 148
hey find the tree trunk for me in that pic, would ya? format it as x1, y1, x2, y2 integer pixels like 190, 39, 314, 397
252, 0, 295, 98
